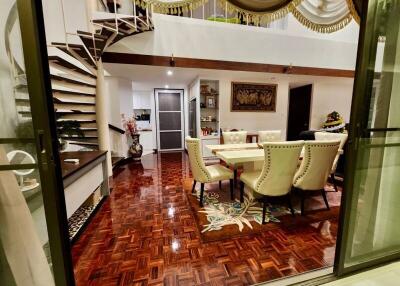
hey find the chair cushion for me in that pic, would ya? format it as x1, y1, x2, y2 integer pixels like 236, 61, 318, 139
240, 171, 261, 191
206, 164, 234, 181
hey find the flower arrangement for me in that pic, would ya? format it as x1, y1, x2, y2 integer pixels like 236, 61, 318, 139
122, 114, 137, 138
322, 111, 346, 133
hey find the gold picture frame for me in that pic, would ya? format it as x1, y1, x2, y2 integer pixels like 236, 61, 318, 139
231, 82, 277, 112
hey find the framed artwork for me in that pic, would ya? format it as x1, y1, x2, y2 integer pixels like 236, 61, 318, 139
231, 82, 277, 112
206, 96, 216, 108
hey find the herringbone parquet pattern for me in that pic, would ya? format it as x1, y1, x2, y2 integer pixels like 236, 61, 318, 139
72, 152, 339, 286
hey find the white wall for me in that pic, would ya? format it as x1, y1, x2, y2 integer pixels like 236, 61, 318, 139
119, 78, 134, 120
189, 72, 354, 137
109, 13, 359, 71
0, 1, 20, 140
42, 0, 90, 44
104, 76, 133, 156
219, 79, 289, 134
105, 77, 120, 127
310, 80, 354, 130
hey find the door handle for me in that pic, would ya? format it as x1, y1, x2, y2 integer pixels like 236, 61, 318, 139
36, 130, 48, 171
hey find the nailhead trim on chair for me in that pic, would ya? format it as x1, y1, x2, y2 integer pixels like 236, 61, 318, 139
293, 142, 340, 185
256, 143, 304, 191
186, 140, 211, 182
256, 147, 271, 190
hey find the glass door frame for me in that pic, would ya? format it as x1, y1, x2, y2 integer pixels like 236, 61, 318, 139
15, 0, 75, 285
334, 0, 400, 276
154, 88, 185, 152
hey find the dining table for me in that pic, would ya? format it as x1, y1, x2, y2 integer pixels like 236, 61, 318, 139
206, 141, 342, 186
207, 143, 265, 185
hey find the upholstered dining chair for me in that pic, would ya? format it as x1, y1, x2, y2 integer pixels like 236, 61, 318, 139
258, 130, 282, 143
293, 140, 340, 215
186, 137, 234, 207
221, 130, 248, 184
222, 131, 247, 144
239, 141, 305, 224
314, 132, 348, 191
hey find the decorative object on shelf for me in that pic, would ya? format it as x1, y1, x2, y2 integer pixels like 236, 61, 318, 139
231, 82, 277, 112
200, 102, 206, 108
201, 127, 215, 136
210, 88, 218, 95
321, 111, 346, 133
123, 115, 143, 160
6, 150, 39, 192
206, 95, 216, 108
200, 84, 209, 94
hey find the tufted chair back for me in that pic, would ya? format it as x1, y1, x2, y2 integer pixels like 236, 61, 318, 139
293, 141, 340, 191
222, 131, 247, 144
185, 137, 211, 183
258, 130, 282, 143
255, 141, 304, 196
314, 132, 348, 173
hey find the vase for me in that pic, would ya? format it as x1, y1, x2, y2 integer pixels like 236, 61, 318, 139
129, 133, 143, 160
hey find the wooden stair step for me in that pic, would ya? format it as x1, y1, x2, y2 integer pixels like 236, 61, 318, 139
48, 56, 96, 79
60, 136, 98, 139
92, 16, 136, 24
68, 141, 99, 147
18, 111, 32, 117
14, 84, 28, 93
55, 110, 96, 115
15, 98, 30, 106
53, 42, 97, 69
51, 74, 96, 88
52, 89, 95, 97
77, 30, 108, 40
53, 98, 95, 106
57, 119, 96, 123
77, 31, 109, 60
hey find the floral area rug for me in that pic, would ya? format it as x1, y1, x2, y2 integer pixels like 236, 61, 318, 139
183, 179, 341, 242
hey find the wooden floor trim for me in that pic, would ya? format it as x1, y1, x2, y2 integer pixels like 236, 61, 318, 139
102, 52, 355, 78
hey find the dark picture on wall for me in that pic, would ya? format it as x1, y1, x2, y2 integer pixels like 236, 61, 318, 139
231, 82, 277, 112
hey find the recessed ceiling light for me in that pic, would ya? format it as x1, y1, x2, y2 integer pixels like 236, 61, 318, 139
167, 70, 173, 76
165, 85, 169, 89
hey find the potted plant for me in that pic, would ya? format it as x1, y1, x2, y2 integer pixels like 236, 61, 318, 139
123, 114, 143, 160
56, 114, 85, 151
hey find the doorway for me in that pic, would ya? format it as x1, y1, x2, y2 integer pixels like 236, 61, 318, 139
286, 84, 312, 140
154, 89, 185, 151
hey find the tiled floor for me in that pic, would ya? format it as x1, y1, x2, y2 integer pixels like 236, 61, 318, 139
324, 262, 400, 286
71, 152, 340, 286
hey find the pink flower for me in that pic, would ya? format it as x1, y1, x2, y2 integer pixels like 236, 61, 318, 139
122, 115, 137, 137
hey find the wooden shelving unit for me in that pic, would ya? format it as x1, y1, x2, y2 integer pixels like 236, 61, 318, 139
188, 79, 220, 158
199, 79, 220, 138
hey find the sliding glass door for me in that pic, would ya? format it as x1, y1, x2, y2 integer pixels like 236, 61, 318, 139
0, 0, 74, 285
336, 0, 400, 275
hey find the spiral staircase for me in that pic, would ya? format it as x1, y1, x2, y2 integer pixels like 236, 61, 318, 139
48, 15, 154, 149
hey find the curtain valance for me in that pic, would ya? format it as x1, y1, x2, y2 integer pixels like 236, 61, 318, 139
293, 0, 353, 33
137, 0, 361, 32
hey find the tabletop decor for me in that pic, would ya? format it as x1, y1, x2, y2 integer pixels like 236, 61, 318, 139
321, 111, 346, 133
123, 114, 143, 160
231, 82, 277, 112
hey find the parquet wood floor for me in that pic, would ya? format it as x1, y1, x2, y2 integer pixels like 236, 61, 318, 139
72, 152, 339, 286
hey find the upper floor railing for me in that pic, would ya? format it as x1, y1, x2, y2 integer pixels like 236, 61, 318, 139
96, 0, 288, 30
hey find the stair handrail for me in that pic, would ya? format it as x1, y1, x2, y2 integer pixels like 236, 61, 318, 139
108, 124, 125, 134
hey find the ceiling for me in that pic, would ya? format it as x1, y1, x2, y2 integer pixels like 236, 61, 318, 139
103, 63, 350, 91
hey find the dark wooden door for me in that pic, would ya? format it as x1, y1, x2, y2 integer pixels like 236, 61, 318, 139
286, 85, 312, 140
